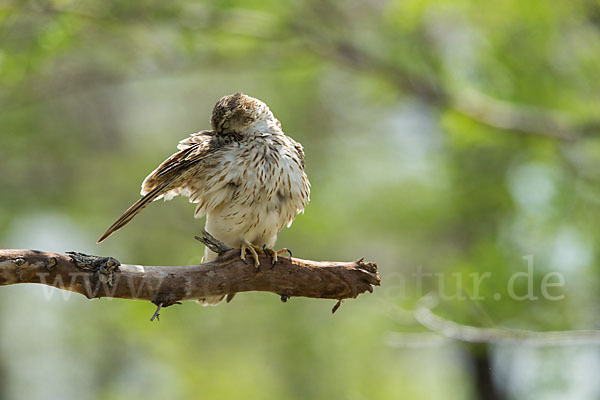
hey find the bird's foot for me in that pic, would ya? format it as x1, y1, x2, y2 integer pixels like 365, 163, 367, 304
240, 241, 262, 271
262, 246, 293, 267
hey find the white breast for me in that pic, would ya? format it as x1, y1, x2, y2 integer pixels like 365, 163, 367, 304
201, 134, 309, 250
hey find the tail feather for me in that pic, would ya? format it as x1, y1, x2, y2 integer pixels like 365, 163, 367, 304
97, 183, 169, 243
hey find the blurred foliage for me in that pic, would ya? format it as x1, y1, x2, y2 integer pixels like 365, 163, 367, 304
2, 0, 600, 399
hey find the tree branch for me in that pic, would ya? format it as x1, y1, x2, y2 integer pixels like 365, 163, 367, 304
406, 295, 600, 346
292, 13, 599, 142
0, 241, 380, 313
451, 89, 580, 141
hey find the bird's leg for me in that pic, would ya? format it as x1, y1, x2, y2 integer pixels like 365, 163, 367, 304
262, 246, 293, 267
241, 240, 262, 270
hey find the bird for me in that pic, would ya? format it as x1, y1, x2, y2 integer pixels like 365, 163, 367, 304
97, 92, 310, 305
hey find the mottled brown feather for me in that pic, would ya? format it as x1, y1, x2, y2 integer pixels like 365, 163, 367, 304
98, 132, 233, 243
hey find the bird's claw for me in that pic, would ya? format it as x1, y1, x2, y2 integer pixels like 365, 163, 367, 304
241, 242, 262, 272
241, 242, 294, 271
262, 246, 293, 268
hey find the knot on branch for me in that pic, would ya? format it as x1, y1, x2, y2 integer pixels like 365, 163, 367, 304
66, 251, 120, 287
150, 293, 183, 322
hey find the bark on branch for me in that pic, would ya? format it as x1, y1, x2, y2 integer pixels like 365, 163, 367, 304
0, 238, 380, 313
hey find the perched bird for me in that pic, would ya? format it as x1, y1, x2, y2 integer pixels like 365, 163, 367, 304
97, 93, 310, 304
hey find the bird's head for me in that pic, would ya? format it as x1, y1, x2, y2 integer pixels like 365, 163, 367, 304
211, 93, 281, 136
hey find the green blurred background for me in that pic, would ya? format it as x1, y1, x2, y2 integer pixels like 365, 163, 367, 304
2, 0, 600, 399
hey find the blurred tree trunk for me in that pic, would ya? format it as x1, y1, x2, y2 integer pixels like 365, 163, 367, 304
470, 345, 504, 400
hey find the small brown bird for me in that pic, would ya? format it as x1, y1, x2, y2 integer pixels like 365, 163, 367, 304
98, 93, 310, 304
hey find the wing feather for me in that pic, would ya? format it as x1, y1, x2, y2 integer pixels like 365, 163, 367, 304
97, 131, 225, 243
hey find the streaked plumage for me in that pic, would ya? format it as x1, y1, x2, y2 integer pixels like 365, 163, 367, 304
98, 93, 310, 304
